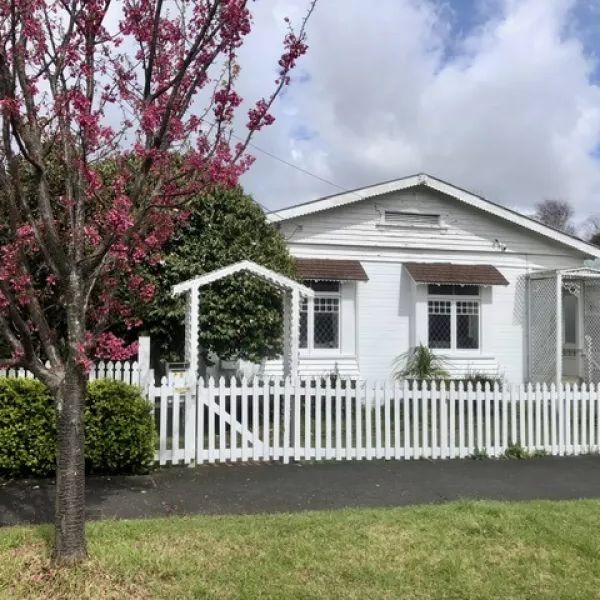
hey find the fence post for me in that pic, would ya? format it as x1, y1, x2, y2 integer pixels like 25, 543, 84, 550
138, 335, 151, 393
184, 376, 197, 465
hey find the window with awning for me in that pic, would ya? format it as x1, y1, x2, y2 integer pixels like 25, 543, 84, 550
428, 285, 481, 351
295, 260, 366, 354
300, 280, 341, 351
403, 263, 507, 353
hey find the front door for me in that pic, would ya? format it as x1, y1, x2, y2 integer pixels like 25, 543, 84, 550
563, 290, 581, 379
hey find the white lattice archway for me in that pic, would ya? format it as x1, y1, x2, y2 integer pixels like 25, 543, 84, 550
172, 260, 314, 379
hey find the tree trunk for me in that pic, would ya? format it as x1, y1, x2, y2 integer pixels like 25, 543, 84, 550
53, 359, 88, 564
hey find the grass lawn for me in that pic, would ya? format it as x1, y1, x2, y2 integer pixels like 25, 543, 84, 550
1, 500, 600, 599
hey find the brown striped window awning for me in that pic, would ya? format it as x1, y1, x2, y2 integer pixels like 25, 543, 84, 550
404, 262, 509, 286
295, 259, 369, 282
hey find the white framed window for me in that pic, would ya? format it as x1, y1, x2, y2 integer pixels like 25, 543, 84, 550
300, 281, 341, 351
427, 285, 480, 351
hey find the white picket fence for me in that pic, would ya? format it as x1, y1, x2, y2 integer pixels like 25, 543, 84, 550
0, 360, 144, 386
0, 336, 152, 389
151, 377, 600, 465
88, 360, 145, 385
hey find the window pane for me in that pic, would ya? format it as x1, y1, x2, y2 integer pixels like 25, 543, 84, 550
428, 284, 454, 295
428, 284, 480, 296
456, 301, 479, 349
305, 280, 341, 293
313, 297, 339, 349
428, 300, 451, 349
299, 299, 308, 348
454, 285, 480, 296
563, 292, 577, 345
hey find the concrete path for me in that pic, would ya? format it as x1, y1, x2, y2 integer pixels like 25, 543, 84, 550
2, 456, 600, 526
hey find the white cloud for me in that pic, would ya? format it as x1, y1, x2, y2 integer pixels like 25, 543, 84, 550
235, 0, 600, 219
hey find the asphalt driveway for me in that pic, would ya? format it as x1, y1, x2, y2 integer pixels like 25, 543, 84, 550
2, 456, 600, 526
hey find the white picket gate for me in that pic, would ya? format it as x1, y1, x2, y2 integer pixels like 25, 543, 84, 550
152, 378, 600, 465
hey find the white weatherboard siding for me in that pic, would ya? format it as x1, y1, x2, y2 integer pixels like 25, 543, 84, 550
269, 183, 595, 384
259, 356, 361, 378
355, 261, 409, 381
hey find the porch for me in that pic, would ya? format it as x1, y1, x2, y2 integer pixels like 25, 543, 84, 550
529, 268, 600, 385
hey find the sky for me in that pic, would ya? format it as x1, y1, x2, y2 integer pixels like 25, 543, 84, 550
232, 0, 600, 221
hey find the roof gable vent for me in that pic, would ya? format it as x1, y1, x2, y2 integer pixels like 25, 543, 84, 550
383, 211, 441, 228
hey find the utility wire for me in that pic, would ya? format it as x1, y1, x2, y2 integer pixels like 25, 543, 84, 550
228, 132, 366, 221
244, 138, 348, 194
200, 116, 364, 219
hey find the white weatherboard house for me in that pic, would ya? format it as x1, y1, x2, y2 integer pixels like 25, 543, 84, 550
261, 174, 600, 385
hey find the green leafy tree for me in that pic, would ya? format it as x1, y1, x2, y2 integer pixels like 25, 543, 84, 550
140, 186, 296, 364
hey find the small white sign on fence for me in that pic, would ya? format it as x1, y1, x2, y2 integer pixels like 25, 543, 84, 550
151, 378, 600, 466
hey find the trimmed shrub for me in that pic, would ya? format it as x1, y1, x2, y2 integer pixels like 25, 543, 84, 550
0, 378, 155, 478
85, 380, 156, 474
0, 379, 56, 477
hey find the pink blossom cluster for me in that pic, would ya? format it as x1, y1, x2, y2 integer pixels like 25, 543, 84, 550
278, 33, 309, 83
247, 99, 276, 132
75, 332, 139, 372
214, 88, 243, 123
93, 332, 139, 361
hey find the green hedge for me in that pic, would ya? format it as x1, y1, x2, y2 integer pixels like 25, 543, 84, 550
85, 380, 155, 474
0, 378, 155, 478
0, 379, 56, 477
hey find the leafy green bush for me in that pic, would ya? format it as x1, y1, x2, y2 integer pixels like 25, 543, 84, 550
0, 378, 155, 478
85, 380, 155, 474
0, 379, 56, 477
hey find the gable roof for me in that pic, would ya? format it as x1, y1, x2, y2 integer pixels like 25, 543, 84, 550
267, 173, 600, 259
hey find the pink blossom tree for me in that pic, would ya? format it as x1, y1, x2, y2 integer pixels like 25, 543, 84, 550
0, 0, 315, 564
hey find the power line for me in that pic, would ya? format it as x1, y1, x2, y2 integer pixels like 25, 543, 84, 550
228, 133, 365, 220
200, 117, 363, 219
244, 138, 348, 194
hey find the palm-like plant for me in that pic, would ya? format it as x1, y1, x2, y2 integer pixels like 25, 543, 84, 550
393, 344, 450, 381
